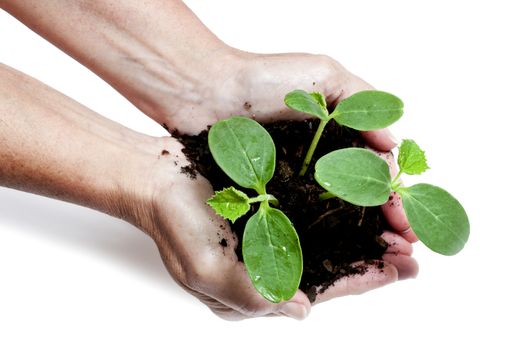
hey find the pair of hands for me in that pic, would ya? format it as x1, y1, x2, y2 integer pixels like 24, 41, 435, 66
136, 53, 419, 320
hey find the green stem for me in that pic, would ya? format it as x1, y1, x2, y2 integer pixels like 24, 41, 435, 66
390, 169, 403, 189
299, 119, 328, 176
319, 192, 336, 200
249, 194, 279, 206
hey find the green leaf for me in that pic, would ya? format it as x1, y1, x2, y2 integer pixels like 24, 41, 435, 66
208, 117, 275, 193
310, 91, 327, 110
284, 90, 329, 121
398, 139, 430, 175
243, 205, 302, 303
399, 184, 470, 255
331, 90, 404, 131
207, 187, 250, 223
314, 148, 391, 206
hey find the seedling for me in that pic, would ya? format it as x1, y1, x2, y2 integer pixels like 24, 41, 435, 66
285, 89, 403, 175
206, 90, 469, 303
314, 140, 470, 255
207, 116, 302, 303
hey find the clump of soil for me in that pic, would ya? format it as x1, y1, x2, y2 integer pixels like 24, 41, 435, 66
175, 119, 387, 302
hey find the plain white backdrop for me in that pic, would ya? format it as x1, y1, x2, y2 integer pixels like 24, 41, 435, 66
1, 0, 526, 349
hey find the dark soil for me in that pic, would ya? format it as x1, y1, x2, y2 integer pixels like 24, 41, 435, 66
175, 119, 387, 303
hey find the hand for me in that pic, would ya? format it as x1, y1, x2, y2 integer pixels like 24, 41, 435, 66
157, 52, 401, 152
132, 137, 418, 320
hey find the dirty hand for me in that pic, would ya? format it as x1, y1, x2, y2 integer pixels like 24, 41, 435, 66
139, 49, 421, 241
3, 0, 418, 319
139, 137, 417, 320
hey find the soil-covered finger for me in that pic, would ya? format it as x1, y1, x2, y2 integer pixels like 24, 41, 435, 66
312, 261, 398, 304
381, 231, 413, 255
381, 192, 418, 242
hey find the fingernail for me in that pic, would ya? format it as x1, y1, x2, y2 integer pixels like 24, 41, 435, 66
385, 129, 400, 146
279, 302, 308, 320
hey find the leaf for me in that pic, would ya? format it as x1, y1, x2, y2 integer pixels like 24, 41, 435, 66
243, 205, 302, 303
310, 91, 327, 110
207, 187, 250, 223
314, 148, 392, 206
331, 90, 404, 131
208, 117, 275, 193
399, 184, 470, 255
398, 139, 430, 175
284, 90, 330, 121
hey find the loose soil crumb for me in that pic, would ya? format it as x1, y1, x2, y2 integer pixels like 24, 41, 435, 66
161, 149, 170, 156
175, 119, 387, 303
180, 165, 197, 179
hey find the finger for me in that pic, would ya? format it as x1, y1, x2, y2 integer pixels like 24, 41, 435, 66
313, 261, 398, 305
381, 231, 413, 256
382, 254, 419, 280
365, 147, 417, 243
381, 194, 419, 243
361, 129, 399, 151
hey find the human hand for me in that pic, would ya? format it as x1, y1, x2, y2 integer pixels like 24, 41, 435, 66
131, 137, 417, 320
154, 51, 419, 242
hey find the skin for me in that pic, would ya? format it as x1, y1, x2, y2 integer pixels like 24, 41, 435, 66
0, 0, 418, 320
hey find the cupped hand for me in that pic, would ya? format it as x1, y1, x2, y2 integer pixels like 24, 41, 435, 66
159, 51, 419, 244
160, 52, 401, 153
136, 136, 417, 320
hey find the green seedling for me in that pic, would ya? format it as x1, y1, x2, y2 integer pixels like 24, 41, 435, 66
207, 116, 302, 303
315, 140, 470, 255
285, 89, 403, 175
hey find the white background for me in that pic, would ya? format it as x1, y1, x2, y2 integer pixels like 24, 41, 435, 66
1, 0, 526, 349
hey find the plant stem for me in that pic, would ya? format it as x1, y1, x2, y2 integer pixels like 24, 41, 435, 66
319, 192, 336, 200
249, 194, 279, 206
299, 119, 328, 176
390, 169, 403, 189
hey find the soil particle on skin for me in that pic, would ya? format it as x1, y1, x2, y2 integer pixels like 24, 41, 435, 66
175, 119, 388, 303
161, 149, 170, 156
219, 238, 228, 247
243, 101, 252, 110
180, 165, 197, 179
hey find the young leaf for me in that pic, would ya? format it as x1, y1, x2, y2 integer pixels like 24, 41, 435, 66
310, 91, 327, 110
243, 206, 303, 303
207, 187, 250, 223
284, 90, 330, 121
208, 117, 275, 194
314, 148, 392, 206
331, 90, 403, 131
398, 139, 430, 175
399, 184, 470, 255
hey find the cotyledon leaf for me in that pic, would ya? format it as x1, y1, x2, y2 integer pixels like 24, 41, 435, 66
242, 205, 302, 303
208, 116, 275, 193
331, 90, 404, 131
314, 148, 392, 206
399, 183, 470, 255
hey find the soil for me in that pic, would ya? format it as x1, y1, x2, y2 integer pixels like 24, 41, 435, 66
174, 119, 388, 303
